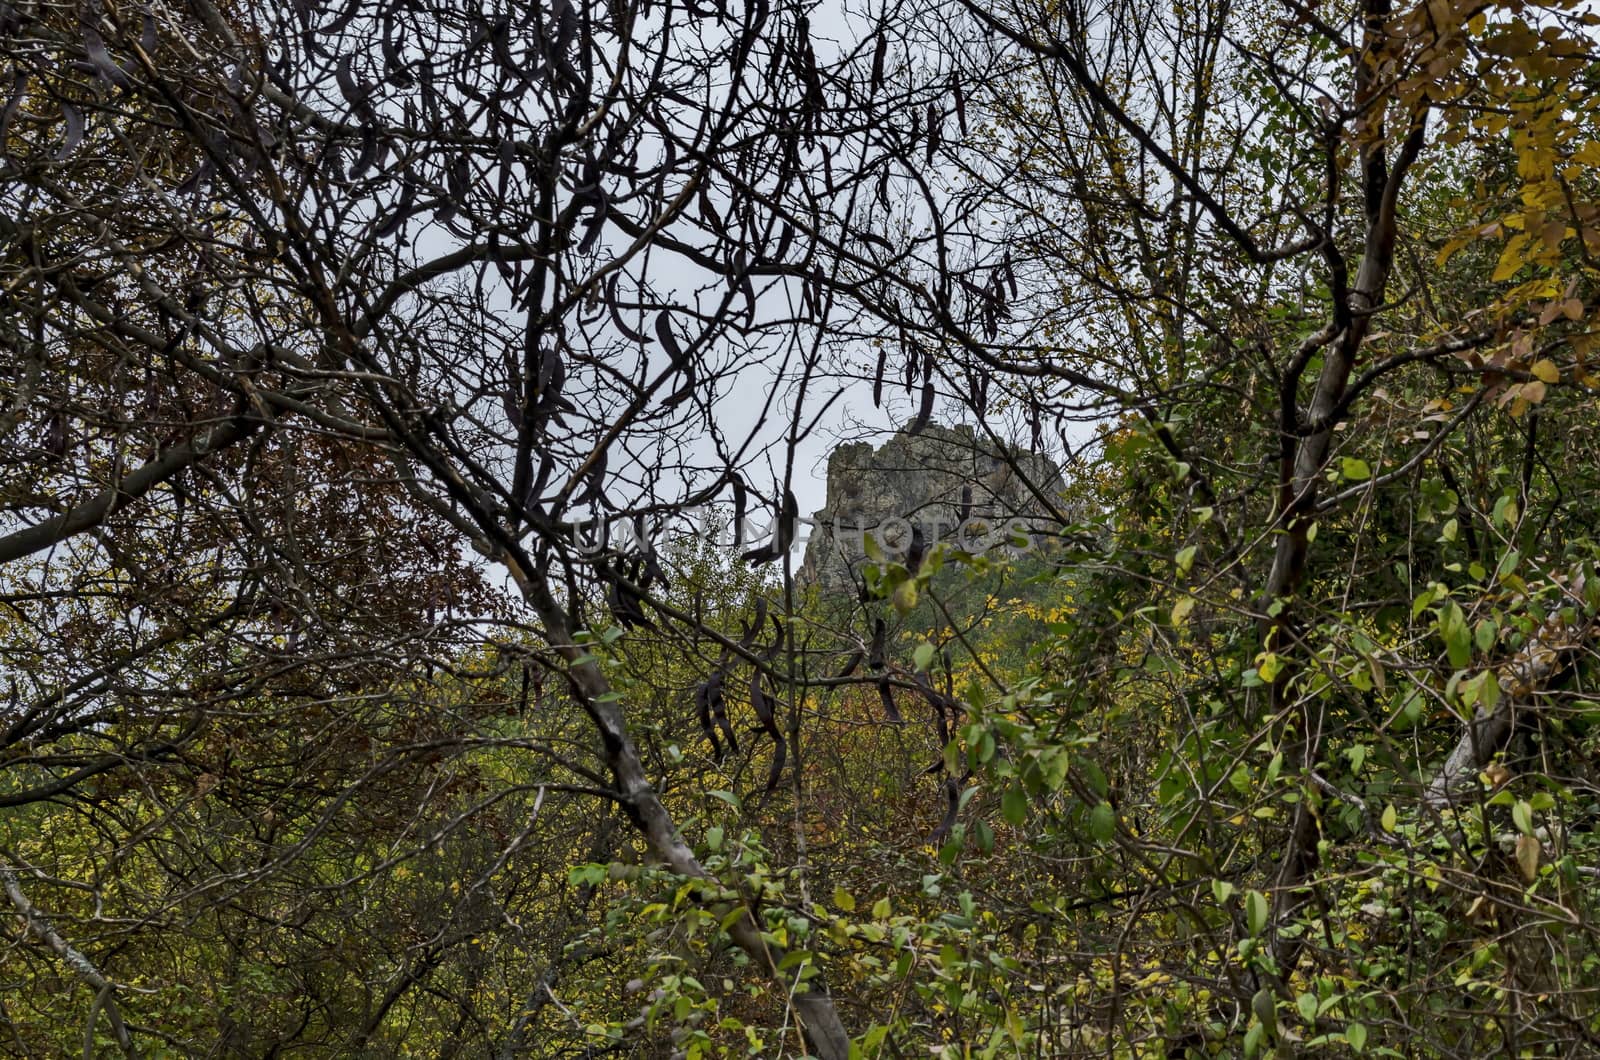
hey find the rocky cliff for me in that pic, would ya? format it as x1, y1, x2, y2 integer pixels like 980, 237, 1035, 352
799, 424, 1065, 591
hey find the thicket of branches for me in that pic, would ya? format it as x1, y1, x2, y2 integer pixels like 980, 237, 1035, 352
4, 0, 1600, 1055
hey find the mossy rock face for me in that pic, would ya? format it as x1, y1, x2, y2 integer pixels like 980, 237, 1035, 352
799, 423, 1067, 593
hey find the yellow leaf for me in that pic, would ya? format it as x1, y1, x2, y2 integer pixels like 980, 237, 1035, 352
1530, 359, 1559, 383
1515, 833, 1540, 882
1492, 235, 1529, 282
833, 886, 856, 913
1573, 141, 1600, 166
1171, 596, 1196, 625
1435, 234, 1471, 266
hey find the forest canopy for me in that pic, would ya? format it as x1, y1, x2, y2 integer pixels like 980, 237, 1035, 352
3, 0, 1600, 1055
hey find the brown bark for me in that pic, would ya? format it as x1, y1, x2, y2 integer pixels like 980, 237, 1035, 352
515, 561, 854, 1060
1261, 0, 1429, 967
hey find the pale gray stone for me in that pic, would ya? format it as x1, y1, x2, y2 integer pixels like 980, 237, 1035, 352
799, 423, 1065, 591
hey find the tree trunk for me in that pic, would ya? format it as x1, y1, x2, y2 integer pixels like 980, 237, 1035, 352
516, 564, 854, 1059
1425, 578, 1591, 808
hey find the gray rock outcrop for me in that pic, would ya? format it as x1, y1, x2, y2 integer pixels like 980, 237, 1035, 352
799, 424, 1065, 591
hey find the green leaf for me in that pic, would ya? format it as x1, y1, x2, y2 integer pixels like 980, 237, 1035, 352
1176, 545, 1198, 575
973, 818, 994, 853
1346, 1021, 1367, 1053
1512, 799, 1534, 836
1251, 987, 1278, 1035
975, 729, 996, 764
1002, 784, 1028, 826
1089, 801, 1115, 842
1437, 601, 1472, 669
1078, 758, 1109, 798
1412, 587, 1436, 619
913, 641, 936, 672
1477, 671, 1500, 712
1296, 992, 1319, 1024
1340, 457, 1372, 481
1346, 744, 1367, 774
1496, 549, 1521, 581
1381, 804, 1397, 832
1246, 890, 1269, 936
833, 887, 855, 912
1395, 689, 1425, 730
1212, 879, 1236, 905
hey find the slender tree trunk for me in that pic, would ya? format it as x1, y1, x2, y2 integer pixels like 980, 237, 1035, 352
515, 565, 854, 1059
1260, 0, 1429, 969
